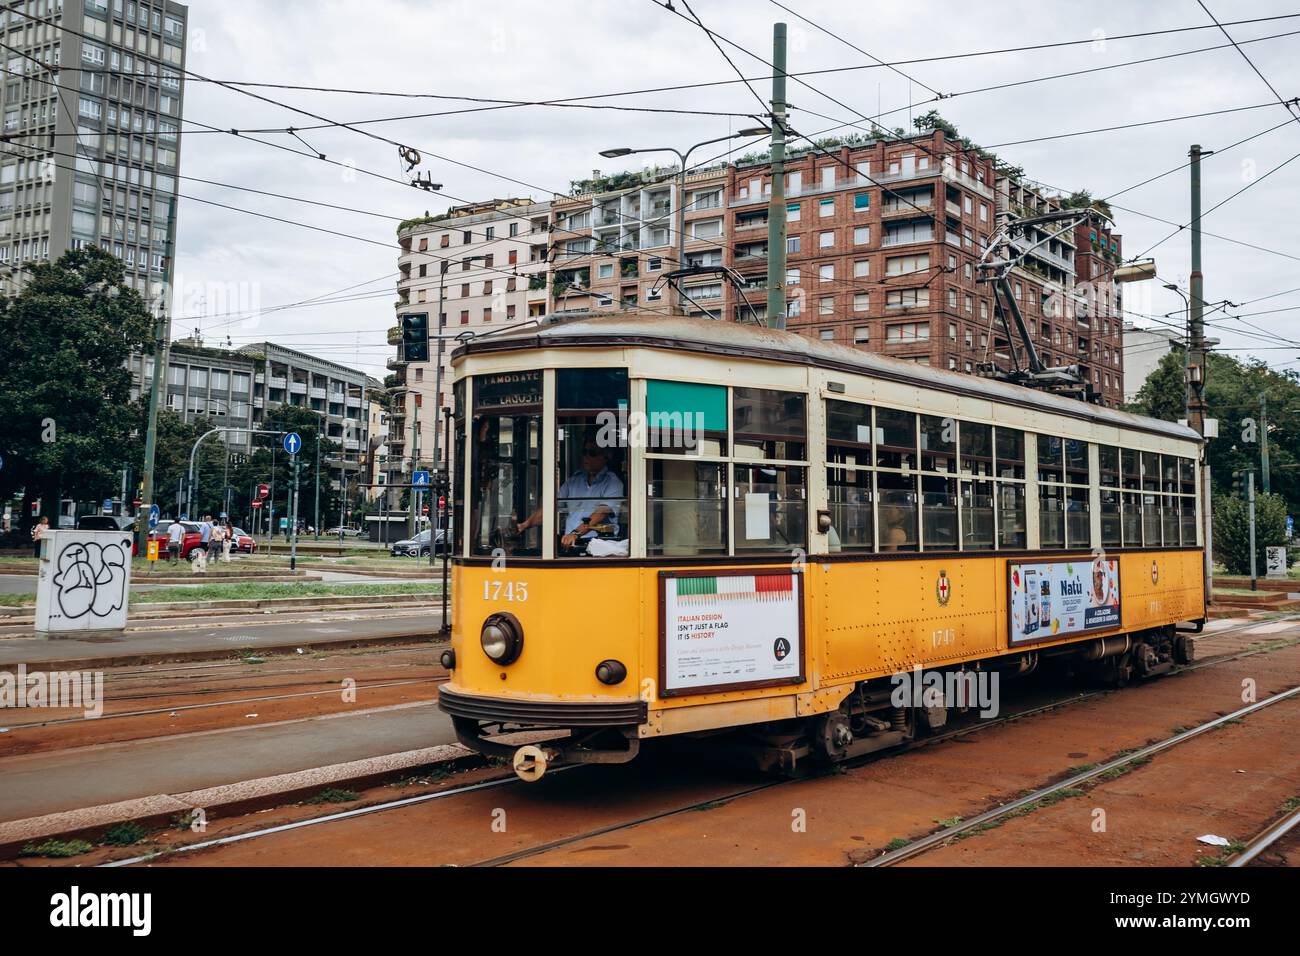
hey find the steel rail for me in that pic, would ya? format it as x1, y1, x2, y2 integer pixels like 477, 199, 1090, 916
862, 685, 1300, 866
1229, 808, 1300, 867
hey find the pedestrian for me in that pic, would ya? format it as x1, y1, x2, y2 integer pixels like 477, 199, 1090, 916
166, 519, 183, 563
221, 521, 233, 562
194, 515, 213, 573
30, 516, 49, 558
207, 517, 222, 565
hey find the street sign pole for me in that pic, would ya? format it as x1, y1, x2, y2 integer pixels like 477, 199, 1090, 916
1248, 470, 1257, 592
291, 455, 300, 572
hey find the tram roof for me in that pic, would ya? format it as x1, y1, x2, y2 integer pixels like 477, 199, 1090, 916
454, 313, 1201, 443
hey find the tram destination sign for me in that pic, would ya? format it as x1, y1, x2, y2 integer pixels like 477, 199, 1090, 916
473, 370, 542, 411
1008, 556, 1121, 646
659, 568, 805, 696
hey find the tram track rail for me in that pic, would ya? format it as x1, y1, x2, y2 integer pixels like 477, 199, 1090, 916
1229, 807, 1300, 868
863, 684, 1300, 867
99, 616, 1300, 868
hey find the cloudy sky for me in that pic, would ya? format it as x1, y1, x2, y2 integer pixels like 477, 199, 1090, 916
171, 0, 1300, 380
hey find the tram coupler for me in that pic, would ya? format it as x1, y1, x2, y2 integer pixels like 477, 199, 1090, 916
512, 745, 561, 782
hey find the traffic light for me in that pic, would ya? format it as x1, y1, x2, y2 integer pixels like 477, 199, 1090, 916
401, 312, 430, 363
1232, 471, 1243, 498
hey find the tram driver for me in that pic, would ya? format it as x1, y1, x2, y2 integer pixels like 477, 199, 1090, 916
516, 438, 625, 555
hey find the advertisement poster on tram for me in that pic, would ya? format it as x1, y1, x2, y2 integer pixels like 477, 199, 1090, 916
660, 570, 804, 695
1008, 556, 1121, 645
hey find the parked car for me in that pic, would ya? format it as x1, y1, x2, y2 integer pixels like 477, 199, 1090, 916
150, 520, 205, 560
390, 528, 449, 557
324, 526, 366, 538
230, 527, 257, 554
76, 515, 138, 556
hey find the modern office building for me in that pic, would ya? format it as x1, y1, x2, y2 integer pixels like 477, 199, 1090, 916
126, 338, 377, 496
0, 0, 187, 309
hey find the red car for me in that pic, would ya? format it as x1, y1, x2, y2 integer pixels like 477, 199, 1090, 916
230, 528, 258, 554
150, 521, 205, 561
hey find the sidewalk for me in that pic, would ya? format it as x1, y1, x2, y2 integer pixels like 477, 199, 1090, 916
0, 609, 445, 670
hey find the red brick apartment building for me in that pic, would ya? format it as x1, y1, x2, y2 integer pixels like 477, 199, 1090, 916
543, 129, 1124, 407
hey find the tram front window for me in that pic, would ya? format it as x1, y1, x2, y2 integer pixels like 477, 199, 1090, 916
470, 370, 543, 557
471, 411, 542, 556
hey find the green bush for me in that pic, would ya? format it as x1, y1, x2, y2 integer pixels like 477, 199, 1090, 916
1213, 493, 1289, 575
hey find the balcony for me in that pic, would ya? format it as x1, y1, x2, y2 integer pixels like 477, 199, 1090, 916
289, 380, 308, 394
386, 356, 406, 371
310, 387, 326, 400
268, 376, 287, 389
881, 201, 932, 219
941, 164, 994, 200
945, 200, 961, 217
882, 230, 934, 248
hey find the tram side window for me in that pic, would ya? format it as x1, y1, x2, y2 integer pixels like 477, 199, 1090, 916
1121, 448, 1142, 546
920, 415, 957, 549
646, 380, 728, 556
1036, 435, 1065, 549
735, 464, 807, 551
1179, 457, 1197, 544
1099, 445, 1121, 549
555, 368, 630, 558
1141, 452, 1161, 546
1064, 439, 1092, 548
960, 421, 993, 551
1159, 453, 1179, 546
470, 371, 543, 557
647, 459, 726, 556
995, 427, 1026, 549
826, 399, 874, 552
733, 387, 806, 461
875, 407, 918, 551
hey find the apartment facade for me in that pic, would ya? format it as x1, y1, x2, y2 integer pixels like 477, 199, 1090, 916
549, 165, 730, 318
0, 0, 187, 307
388, 198, 550, 488
536, 129, 1126, 407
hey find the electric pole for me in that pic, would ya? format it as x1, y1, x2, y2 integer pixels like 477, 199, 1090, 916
765, 21, 788, 330
1188, 144, 1213, 600
1260, 393, 1271, 493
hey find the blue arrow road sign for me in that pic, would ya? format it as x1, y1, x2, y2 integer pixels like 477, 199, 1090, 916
283, 432, 302, 455
413, 470, 430, 487
148, 504, 160, 530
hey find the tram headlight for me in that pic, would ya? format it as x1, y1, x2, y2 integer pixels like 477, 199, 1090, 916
480, 613, 523, 665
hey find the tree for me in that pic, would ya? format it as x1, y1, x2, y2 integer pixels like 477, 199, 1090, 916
1129, 350, 1300, 510
1213, 492, 1288, 575
0, 248, 154, 531
141, 406, 231, 519
1060, 189, 1114, 221
228, 404, 343, 532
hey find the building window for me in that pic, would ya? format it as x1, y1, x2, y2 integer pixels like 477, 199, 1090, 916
787, 236, 801, 253
819, 264, 834, 282
787, 203, 801, 222
853, 293, 869, 313
786, 267, 800, 286
820, 328, 834, 341
819, 198, 834, 217
853, 260, 870, 278
854, 192, 870, 211
854, 325, 870, 343
819, 231, 834, 249
886, 321, 930, 342
854, 226, 870, 245
819, 296, 834, 315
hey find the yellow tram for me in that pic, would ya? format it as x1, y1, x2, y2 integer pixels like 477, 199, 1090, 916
436, 315, 1206, 777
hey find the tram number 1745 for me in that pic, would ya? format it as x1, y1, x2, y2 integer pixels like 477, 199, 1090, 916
483, 580, 528, 602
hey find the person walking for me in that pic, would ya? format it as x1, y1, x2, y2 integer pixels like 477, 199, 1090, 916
30, 516, 49, 559
166, 519, 183, 563
221, 521, 233, 563
207, 517, 222, 565
195, 515, 213, 573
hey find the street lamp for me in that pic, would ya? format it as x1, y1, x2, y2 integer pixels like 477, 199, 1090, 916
599, 126, 769, 315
